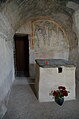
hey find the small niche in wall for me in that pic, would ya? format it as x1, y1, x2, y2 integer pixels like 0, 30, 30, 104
58, 67, 62, 73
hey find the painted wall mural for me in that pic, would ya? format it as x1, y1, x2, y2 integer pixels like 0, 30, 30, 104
32, 19, 69, 59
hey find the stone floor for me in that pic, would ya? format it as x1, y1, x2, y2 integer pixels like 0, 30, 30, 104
3, 77, 79, 119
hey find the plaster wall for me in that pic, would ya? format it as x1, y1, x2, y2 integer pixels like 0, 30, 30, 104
74, 9, 79, 49
0, 13, 14, 118
73, 9, 79, 79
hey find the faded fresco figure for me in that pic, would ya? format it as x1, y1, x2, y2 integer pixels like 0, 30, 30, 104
33, 20, 69, 59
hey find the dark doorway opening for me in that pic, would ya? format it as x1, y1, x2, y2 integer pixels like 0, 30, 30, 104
14, 33, 29, 77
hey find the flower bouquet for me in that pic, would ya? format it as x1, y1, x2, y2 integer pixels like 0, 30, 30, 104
50, 86, 70, 106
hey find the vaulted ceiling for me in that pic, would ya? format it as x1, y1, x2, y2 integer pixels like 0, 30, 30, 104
0, 0, 79, 30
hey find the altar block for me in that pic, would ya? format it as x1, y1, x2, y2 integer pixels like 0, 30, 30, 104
35, 59, 76, 102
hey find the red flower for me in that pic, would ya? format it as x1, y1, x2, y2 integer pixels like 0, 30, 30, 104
58, 86, 66, 90
61, 90, 68, 96
45, 61, 49, 65
53, 91, 58, 97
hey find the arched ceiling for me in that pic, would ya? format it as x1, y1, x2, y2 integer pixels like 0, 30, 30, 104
0, 0, 79, 30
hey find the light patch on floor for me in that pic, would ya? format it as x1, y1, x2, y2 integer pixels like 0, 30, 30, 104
14, 77, 35, 85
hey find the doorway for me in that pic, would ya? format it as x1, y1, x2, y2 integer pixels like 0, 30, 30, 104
14, 34, 29, 77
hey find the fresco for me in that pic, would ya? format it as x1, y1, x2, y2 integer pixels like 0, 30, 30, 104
32, 19, 69, 59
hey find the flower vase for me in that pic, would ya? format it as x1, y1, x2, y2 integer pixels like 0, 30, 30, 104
55, 97, 64, 106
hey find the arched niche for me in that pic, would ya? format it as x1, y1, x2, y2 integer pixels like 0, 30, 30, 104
31, 18, 69, 60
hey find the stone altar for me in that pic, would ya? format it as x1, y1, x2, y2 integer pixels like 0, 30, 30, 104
35, 59, 76, 102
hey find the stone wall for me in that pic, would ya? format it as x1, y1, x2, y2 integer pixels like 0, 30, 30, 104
73, 9, 79, 79
0, 13, 14, 118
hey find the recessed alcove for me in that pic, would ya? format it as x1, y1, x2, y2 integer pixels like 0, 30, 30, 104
16, 18, 70, 77
58, 67, 62, 73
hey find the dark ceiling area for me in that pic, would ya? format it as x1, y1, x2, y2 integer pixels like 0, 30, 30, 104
0, 0, 79, 30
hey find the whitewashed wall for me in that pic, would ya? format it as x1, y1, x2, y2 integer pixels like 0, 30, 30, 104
0, 13, 14, 118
